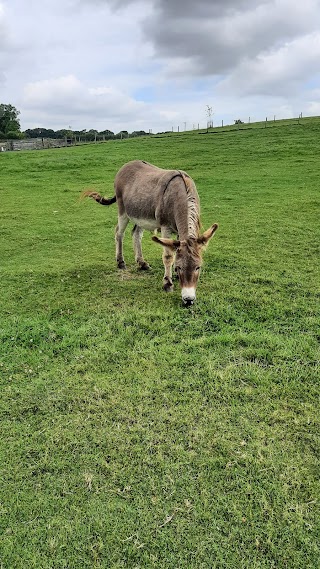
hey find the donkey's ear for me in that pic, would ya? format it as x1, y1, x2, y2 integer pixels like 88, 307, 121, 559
197, 223, 218, 246
152, 235, 180, 250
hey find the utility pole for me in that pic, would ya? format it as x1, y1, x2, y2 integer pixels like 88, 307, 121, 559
206, 105, 213, 129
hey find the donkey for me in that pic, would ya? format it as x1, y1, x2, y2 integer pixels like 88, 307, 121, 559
82, 160, 218, 305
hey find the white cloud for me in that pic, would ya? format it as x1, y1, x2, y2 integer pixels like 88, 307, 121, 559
305, 87, 320, 116
0, 2, 9, 84
307, 101, 320, 115
22, 75, 161, 132
0, 3, 7, 48
24, 75, 83, 109
218, 33, 320, 97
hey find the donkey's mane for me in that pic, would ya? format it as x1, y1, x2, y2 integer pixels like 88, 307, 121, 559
180, 173, 200, 239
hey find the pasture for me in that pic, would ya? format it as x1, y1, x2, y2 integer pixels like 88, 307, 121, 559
0, 118, 319, 568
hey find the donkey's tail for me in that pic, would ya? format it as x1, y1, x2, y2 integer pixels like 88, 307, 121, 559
80, 190, 116, 206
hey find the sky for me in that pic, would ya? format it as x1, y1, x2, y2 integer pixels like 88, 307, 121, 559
1, 0, 320, 133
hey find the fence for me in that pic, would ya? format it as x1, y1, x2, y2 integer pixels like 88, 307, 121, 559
1, 115, 319, 151
153, 114, 320, 138
0, 137, 73, 152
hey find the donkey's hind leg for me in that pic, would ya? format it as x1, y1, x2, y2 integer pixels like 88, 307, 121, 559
115, 212, 129, 269
132, 225, 150, 270
161, 226, 175, 292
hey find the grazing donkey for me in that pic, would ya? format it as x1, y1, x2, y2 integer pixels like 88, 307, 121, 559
82, 160, 218, 305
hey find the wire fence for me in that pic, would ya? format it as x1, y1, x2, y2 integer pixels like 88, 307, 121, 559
154, 114, 320, 138
1, 115, 319, 152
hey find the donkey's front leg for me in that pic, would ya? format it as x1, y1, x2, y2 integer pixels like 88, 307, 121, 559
132, 225, 150, 270
115, 212, 129, 269
161, 227, 175, 292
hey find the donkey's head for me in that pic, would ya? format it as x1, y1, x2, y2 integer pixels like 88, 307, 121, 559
153, 223, 218, 305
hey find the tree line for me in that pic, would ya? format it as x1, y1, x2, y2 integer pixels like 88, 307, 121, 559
23, 128, 150, 141
0, 103, 150, 141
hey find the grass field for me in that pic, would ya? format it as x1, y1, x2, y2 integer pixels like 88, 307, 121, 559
0, 117, 319, 568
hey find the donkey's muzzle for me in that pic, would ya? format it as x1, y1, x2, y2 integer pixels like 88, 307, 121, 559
181, 287, 196, 306
183, 297, 195, 307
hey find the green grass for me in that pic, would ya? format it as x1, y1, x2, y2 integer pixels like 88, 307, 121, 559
0, 117, 319, 568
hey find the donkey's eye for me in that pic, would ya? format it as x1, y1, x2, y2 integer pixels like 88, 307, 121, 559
195, 266, 201, 271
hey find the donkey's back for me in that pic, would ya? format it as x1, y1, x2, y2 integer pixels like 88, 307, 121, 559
114, 160, 192, 231
115, 159, 165, 193
115, 159, 183, 204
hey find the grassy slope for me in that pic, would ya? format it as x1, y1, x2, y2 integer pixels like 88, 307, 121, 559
0, 118, 319, 568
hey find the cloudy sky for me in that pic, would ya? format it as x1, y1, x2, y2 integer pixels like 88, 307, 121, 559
1, 0, 320, 133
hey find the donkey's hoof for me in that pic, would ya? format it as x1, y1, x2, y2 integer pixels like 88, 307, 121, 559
117, 261, 126, 270
163, 279, 173, 292
139, 262, 151, 271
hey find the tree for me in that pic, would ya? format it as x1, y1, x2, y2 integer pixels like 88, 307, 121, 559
115, 130, 129, 139
82, 129, 97, 142
25, 128, 56, 139
131, 130, 148, 137
99, 129, 114, 140
6, 131, 24, 140
55, 129, 70, 139
0, 104, 21, 135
